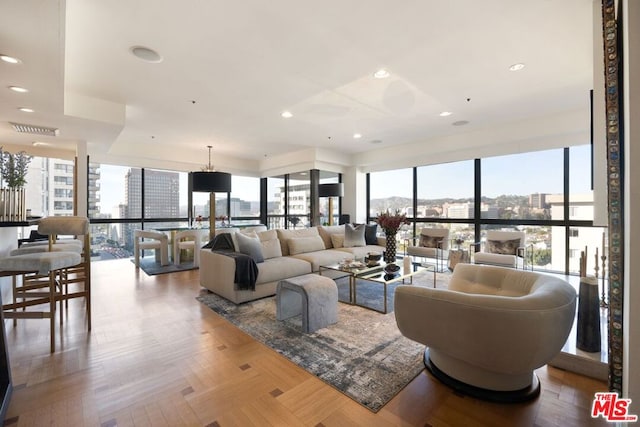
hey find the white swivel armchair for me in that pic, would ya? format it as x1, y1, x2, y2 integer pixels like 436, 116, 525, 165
173, 228, 209, 267
394, 263, 576, 402
472, 230, 528, 269
406, 227, 450, 272
133, 230, 169, 267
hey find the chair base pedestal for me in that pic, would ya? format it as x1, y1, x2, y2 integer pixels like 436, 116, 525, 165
423, 348, 540, 403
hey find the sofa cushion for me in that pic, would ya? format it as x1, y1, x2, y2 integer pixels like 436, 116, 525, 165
344, 223, 366, 247
257, 229, 278, 242
236, 232, 264, 263
317, 225, 345, 249
277, 227, 320, 256
288, 235, 326, 255
290, 249, 351, 272
261, 238, 282, 259
336, 245, 386, 260
256, 256, 312, 285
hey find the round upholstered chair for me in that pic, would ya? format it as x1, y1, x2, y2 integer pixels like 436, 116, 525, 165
394, 263, 577, 402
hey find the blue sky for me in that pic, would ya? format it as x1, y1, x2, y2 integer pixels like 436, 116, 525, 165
98, 145, 592, 213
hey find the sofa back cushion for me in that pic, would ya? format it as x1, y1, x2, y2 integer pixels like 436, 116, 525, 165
277, 227, 320, 256
288, 235, 326, 255
257, 229, 281, 259
317, 225, 345, 249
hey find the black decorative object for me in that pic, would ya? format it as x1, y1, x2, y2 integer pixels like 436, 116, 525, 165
577, 277, 602, 352
384, 232, 397, 263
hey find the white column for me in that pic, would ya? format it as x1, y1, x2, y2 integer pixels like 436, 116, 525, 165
342, 166, 367, 223
623, 0, 640, 404
76, 141, 89, 216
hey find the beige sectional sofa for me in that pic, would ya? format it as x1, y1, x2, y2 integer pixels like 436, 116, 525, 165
199, 224, 385, 304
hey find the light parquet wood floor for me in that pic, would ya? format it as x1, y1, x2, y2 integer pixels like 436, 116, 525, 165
3, 259, 609, 426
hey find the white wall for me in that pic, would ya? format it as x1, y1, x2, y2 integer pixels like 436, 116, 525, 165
623, 0, 639, 405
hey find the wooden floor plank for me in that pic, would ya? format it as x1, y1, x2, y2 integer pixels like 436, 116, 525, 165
3, 258, 609, 426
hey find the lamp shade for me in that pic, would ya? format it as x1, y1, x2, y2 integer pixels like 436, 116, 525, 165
318, 183, 344, 197
192, 171, 231, 192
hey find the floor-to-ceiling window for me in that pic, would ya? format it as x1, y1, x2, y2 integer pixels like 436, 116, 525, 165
416, 159, 475, 247
367, 145, 605, 275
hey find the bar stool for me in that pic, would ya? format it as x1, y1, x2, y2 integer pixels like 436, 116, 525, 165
0, 216, 91, 352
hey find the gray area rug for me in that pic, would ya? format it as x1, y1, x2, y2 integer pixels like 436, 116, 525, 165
197, 271, 448, 412
131, 257, 198, 275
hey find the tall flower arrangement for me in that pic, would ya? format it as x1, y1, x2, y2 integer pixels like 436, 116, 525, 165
375, 209, 409, 235
0, 147, 33, 188
0, 147, 32, 221
376, 209, 409, 263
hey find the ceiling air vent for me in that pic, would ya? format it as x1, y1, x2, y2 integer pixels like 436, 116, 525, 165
10, 122, 59, 137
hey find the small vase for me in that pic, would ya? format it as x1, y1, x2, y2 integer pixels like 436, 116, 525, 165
384, 231, 397, 263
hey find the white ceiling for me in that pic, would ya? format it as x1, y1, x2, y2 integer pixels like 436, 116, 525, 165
0, 0, 594, 173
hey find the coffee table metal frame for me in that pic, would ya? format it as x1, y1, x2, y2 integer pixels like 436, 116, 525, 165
319, 260, 434, 314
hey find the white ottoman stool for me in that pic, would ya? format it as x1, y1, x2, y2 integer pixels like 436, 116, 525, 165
276, 274, 338, 333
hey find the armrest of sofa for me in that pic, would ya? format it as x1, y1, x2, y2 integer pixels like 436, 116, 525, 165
200, 249, 237, 301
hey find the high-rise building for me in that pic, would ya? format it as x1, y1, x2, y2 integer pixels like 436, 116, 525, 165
25, 157, 101, 217
122, 169, 179, 249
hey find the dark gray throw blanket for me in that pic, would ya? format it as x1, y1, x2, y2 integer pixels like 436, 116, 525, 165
204, 233, 258, 291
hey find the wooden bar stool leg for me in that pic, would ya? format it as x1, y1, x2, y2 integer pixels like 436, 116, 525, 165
49, 271, 56, 353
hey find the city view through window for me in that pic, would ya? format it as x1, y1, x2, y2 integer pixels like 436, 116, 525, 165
20, 145, 604, 274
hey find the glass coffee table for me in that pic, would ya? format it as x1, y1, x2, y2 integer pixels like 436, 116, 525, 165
319, 260, 434, 313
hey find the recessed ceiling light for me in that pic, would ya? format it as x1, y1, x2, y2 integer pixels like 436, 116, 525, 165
509, 63, 525, 71
18, 107, 34, 113
281, 111, 293, 118
353, 133, 362, 139
439, 111, 453, 117
0, 54, 21, 64
452, 120, 470, 126
8, 86, 28, 93
373, 69, 390, 79
32, 141, 51, 147
130, 46, 163, 63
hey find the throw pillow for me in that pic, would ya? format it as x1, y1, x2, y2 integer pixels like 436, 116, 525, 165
276, 227, 320, 256
235, 232, 264, 263
353, 223, 379, 245
344, 224, 366, 247
317, 225, 345, 249
288, 235, 325, 255
419, 235, 444, 249
486, 238, 520, 255
364, 224, 378, 245
330, 234, 344, 248
261, 238, 282, 259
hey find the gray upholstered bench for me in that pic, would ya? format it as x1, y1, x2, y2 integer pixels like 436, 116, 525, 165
276, 274, 338, 333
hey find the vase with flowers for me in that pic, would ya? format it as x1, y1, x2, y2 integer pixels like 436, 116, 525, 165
375, 209, 409, 264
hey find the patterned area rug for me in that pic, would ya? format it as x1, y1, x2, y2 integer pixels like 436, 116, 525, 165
197, 270, 449, 412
